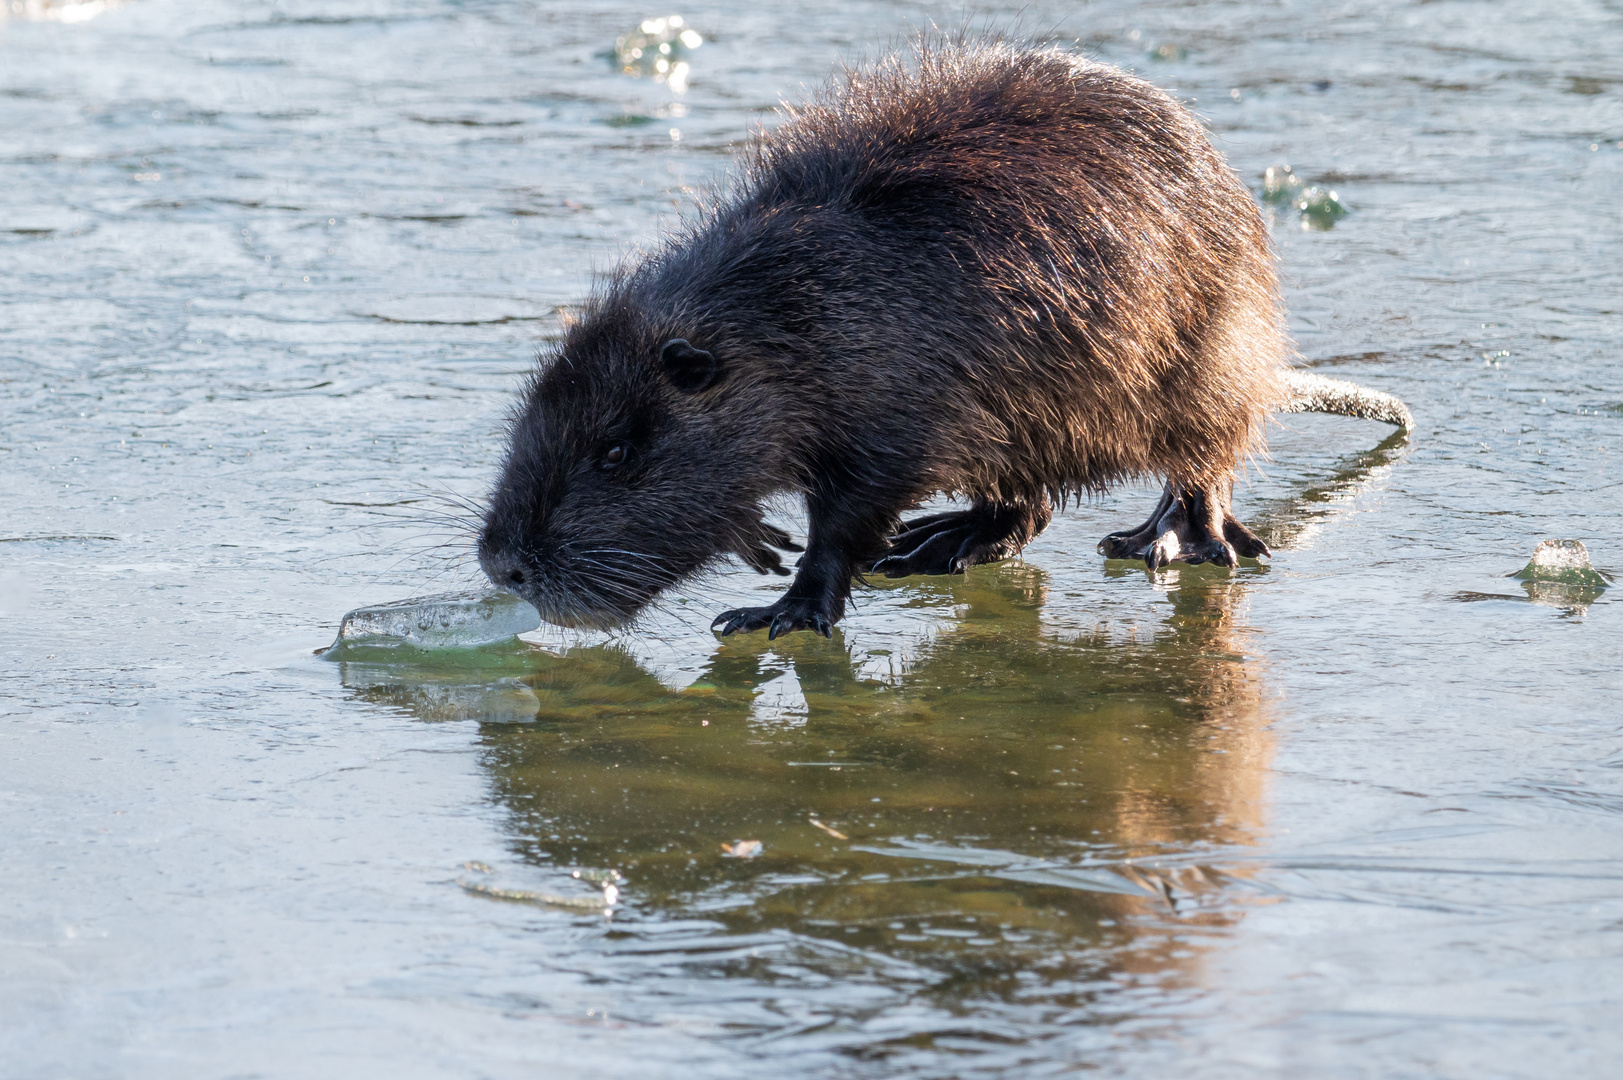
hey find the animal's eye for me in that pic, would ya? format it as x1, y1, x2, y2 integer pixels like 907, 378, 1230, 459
602, 442, 629, 468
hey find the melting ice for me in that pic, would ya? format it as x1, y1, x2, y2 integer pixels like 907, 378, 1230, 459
327, 590, 540, 651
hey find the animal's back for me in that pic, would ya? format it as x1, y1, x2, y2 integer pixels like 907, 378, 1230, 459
734, 41, 1289, 500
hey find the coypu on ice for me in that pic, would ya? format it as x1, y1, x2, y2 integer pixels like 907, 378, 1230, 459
478, 40, 1411, 638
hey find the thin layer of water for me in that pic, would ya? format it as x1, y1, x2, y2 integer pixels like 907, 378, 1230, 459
3, 1, 1621, 1077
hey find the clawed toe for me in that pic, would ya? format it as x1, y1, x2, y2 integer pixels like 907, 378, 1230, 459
873, 520, 976, 577
1101, 481, 1260, 570
1181, 537, 1238, 568
1140, 530, 1175, 570
873, 501, 1050, 579
769, 610, 830, 639
712, 607, 772, 636
734, 519, 804, 576
1098, 529, 1152, 560
712, 597, 835, 639
757, 523, 804, 554
738, 545, 793, 576
1224, 518, 1271, 559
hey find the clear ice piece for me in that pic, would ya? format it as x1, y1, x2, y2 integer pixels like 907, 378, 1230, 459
1513, 539, 1611, 589
330, 590, 541, 650
611, 14, 702, 87
1261, 163, 1304, 204
1294, 186, 1348, 230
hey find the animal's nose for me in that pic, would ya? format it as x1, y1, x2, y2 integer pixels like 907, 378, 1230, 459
478, 546, 531, 594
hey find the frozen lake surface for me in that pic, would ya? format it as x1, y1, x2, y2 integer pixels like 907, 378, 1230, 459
3, 1, 1621, 1076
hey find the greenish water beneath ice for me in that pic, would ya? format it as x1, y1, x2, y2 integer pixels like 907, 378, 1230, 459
3, 2, 1622, 1078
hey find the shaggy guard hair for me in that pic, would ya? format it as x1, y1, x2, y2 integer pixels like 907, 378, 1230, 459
480, 40, 1367, 636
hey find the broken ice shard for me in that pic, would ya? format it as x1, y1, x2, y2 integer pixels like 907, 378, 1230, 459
1512, 539, 1611, 590
327, 590, 540, 651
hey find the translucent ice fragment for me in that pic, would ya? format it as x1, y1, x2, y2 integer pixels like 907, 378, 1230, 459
329, 590, 540, 651
611, 14, 702, 88
1513, 539, 1611, 589
1261, 163, 1304, 205
1294, 187, 1348, 230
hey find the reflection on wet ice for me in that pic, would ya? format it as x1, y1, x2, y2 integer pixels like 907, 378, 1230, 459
337, 558, 1277, 1041
4, 0, 1619, 1070
1453, 537, 1612, 618
325, 431, 1422, 1048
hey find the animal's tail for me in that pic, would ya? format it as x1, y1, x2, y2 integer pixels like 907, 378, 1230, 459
1280, 369, 1413, 432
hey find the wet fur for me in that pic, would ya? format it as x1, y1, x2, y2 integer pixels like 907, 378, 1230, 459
481, 41, 1294, 634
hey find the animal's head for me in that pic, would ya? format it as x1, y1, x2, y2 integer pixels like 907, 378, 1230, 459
478, 306, 793, 628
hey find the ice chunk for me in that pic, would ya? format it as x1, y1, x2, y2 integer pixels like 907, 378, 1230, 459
327, 590, 540, 651
1260, 165, 1348, 230
1513, 539, 1611, 589
1454, 540, 1611, 615
611, 14, 702, 90
1261, 163, 1305, 205
1294, 186, 1348, 230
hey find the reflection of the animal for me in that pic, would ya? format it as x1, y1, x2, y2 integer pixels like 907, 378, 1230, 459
336, 428, 1401, 1034
342, 561, 1273, 1014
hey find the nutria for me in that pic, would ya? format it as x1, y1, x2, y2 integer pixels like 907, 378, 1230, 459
477, 40, 1411, 638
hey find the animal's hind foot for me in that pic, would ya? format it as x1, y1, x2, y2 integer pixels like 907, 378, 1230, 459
1098, 481, 1268, 570
872, 499, 1051, 578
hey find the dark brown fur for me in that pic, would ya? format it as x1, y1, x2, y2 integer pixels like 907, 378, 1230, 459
479, 41, 1291, 636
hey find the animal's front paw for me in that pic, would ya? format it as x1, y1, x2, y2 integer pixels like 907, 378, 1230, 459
733, 518, 804, 577
711, 595, 836, 639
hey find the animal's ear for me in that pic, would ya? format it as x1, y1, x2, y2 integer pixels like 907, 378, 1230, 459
660, 338, 722, 393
